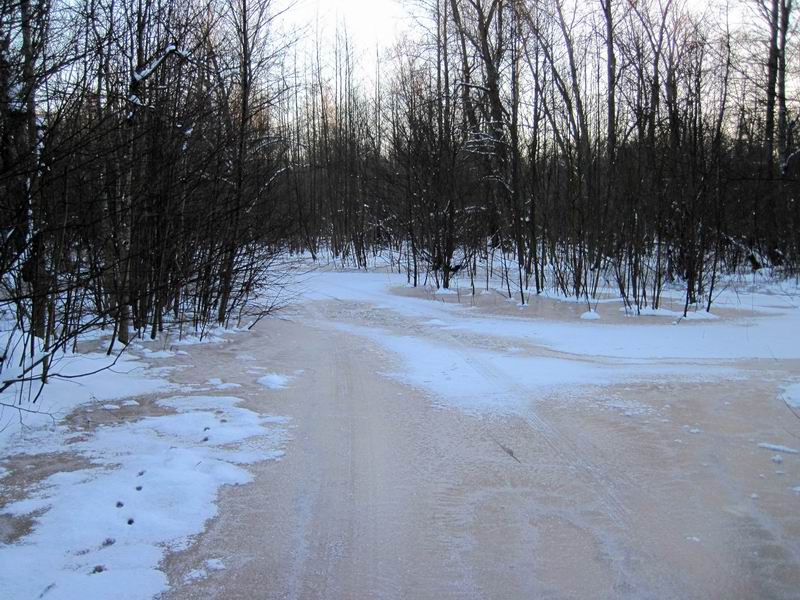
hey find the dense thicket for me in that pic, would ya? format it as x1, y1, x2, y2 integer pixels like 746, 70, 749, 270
1, 0, 798, 388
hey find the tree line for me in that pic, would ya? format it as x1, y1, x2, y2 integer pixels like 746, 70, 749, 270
1, 0, 798, 389
288, 0, 799, 311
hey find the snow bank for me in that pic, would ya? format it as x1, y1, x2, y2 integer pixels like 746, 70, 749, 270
0, 349, 172, 455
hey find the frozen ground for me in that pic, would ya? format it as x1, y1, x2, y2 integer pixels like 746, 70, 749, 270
2, 269, 800, 599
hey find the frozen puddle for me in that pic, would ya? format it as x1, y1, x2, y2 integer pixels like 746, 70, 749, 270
0, 395, 287, 600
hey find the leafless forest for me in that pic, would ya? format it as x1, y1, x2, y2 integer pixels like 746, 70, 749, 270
1, 0, 798, 383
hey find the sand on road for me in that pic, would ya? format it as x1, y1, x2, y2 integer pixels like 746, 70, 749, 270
159, 292, 800, 600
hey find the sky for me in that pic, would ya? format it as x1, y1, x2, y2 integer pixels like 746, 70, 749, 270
289, 0, 408, 53
284, 0, 752, 51
279, 0, 758, 84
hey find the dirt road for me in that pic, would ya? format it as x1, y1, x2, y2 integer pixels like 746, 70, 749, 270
159, 290, 800, 600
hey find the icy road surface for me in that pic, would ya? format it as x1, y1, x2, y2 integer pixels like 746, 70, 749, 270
158, 271, 800, 600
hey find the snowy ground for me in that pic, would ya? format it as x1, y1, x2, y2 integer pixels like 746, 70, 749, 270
2, 268, 800, 598
0, 331, 288, 599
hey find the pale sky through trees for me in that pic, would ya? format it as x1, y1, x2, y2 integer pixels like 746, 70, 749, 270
286, 0, 751, 78
291, 0, 407, 50
281, 0, 757, 91
290, 0, 746, 49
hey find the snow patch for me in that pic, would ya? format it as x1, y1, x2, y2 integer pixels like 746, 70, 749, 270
595, 398, 651, 416
781, 382, 800, 409
758, 443, 798, 454
331, 321, 735, 415
171, 333, 227, 346
205, 558, 226, 571
620, 306, 719, 320
257, 373, 291, 390
0, 351, 171, 456
206, 378, 242, 390
301, 271, 800, 361
424, 319, 449, 327
185, 569, 207, 582
0, 395, 287, 600
138, 348, 176, 359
